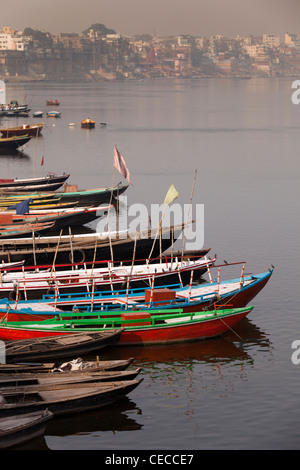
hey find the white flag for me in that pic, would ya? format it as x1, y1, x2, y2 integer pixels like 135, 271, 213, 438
113, 145, 132, 184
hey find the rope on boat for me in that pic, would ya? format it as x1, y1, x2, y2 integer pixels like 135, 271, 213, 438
215, 311, 243, 341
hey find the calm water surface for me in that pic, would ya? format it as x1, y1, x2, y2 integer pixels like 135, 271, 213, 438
1, 77, 299, 450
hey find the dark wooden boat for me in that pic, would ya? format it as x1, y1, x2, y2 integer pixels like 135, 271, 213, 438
0, 379, 143, 417
0, 173, 69, 192
1, 329, 123, 362
0, 358, 134, 374
0, 368, 142, 388
0, 123, 44, 138
0, 135, 32, 151
0, 409, 53, 449
0, 223, 184, 266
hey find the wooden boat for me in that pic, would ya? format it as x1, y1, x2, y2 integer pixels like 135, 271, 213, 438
46, 100, 59, 106
0, 184, 128, 208
0, 173, 69, 192
0, 329, 124, 362
0, 220, 55, 239
0, 260, 25, 270
0, 255, 214, 301
0, 379, 143, 417
0, 222, 185, 266
81, 119, 95, 129
46, 111, 61, 118
0, 368, 142, 388
0, 358, 134, 374
0, 135, 32, 151
0, 410, 53, 449
0, 306, 254, 344
0, 205, 109, 234
0, 123, 44, 138
0, 267, 273, 312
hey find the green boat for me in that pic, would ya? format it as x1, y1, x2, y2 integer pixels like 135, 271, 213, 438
0, 184, 128, 209
0, 306, 254, 346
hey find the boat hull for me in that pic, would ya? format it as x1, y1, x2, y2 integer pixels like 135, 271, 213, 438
0, 123, 44, 138
0, 307, 253, 344
0, 135, 31, 150
0, 224, 183, 265
0, 379, 142, 417
0, 410, 53, 449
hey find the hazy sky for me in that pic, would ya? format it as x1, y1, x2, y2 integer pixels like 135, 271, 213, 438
1, 0, 300, 37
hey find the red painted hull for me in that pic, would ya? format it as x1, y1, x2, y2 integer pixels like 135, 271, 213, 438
0, 311, 54, 322
0, 308, 252, 345
117, 309, 250, 345
180, 273, 272, 312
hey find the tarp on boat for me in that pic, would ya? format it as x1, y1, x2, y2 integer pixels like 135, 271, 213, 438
8, 198, 33, 215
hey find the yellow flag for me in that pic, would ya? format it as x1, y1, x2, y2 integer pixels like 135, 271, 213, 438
164, 184, 179, 205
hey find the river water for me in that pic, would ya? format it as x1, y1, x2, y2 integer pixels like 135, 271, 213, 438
1, 77, 299, 451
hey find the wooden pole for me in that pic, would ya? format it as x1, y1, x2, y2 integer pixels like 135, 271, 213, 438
148, 205, 166, 261
181, 169, 197, 265
50, 229, 63, 281
69, 226, 74, 267
33, 126, 39, 177
32, 231, 36, 267
90, 240, 98, 281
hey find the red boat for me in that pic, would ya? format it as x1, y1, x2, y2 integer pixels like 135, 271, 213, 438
46, 100, 59, 106
0, 306, 254, 345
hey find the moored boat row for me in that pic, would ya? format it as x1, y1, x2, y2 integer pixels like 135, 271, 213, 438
0, 90, 274, 448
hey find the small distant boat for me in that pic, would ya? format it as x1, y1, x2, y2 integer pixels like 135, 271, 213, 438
0, 123, 44, 138
47, 111, 61, 118
0, 103, 30, 117
32, 111, 43, 118
81, 118, 95, 129
46, 100, 59, 106
0, 135, 32, 151
0, 410, 53, 449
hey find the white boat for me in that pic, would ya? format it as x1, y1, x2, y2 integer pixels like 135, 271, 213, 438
0, 256, 215, 300
47, 111, 61, 118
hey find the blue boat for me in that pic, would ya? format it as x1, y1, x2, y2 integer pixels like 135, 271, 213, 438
0, 269, 273, 319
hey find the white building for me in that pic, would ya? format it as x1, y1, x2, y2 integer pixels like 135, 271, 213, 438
243, 44, 265, 58
263, 34, 280, 47
0, 31, 28, 51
